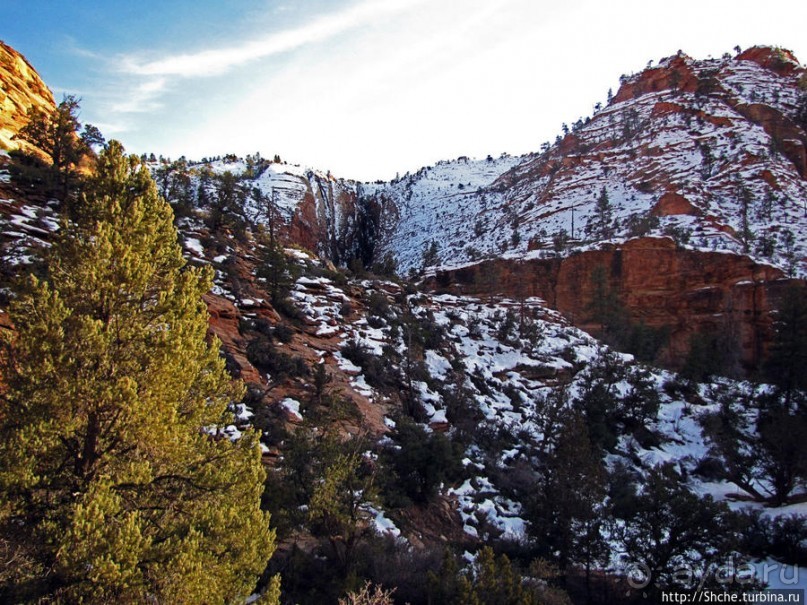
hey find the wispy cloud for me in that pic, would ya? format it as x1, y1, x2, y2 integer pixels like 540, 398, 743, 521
109, 76, 168, 113
119, 0, 428, 79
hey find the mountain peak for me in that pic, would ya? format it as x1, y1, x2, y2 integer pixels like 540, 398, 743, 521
737, 45, 802, 75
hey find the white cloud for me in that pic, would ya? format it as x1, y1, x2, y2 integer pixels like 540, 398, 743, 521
120, 0, 429, 78
87, 0, 807, 179
110, 76, 168, 113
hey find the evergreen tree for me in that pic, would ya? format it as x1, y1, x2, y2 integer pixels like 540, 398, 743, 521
701, 381, 807, 507
308, 442, 377, 575
738, 184, 754, 253
617, 464, 736, 595
765, 283, 807, 402
455, 547, 564, 605
527, 411, 606, 573
0, 142, 276, 603
594, 186, 613, 239
422, 240, 440, 269
13, 95, 104, 200
208, 170, 247, 238
476, 261, 500, 303
699, 383, 766, 501
586, 266, 630, 348
379, 416, 464, 505
256, 228, 296, 306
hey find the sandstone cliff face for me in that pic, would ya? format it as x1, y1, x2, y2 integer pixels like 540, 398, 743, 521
433, 237, 795, 372
0, 41, 54, 153
288, 174, 362, 264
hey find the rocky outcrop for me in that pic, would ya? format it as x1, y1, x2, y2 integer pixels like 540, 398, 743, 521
432, 237, 797, 371
652, 191, 699, 216
0, 40, 55, 153
732, 102, 807, 178
737, 46, 802, 77
612, 54, 700, 103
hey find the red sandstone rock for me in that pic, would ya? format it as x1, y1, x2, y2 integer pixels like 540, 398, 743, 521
652, 192, 699, 216
738, 46, 801, 77
432, 237, 798, 372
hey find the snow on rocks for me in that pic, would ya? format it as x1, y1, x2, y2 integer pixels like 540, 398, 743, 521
279, 397, 303, 422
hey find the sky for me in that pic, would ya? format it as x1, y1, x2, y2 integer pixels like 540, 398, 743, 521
4, 0, 807, 181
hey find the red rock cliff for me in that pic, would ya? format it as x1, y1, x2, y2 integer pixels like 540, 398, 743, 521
433, 237, 797, 372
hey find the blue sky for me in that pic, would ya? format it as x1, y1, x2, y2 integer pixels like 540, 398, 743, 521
4, 0, 807, 180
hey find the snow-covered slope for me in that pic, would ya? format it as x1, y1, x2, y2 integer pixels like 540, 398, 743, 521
362, 154, 528, 272
367, 47, 807, 277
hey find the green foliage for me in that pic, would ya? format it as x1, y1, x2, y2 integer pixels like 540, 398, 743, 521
586, 266, 668, 362
527, 411, 607, 571
587, 265, 627, 340
427, 548, 571, 605
426, 548, 465, 605
698, 384, 760, 493
765, 283, 807, 398
0, 142, 275, 603
625, 212, 660, 238
7, 148, 51, 191
737, 183, 754, 253
736, 510, 807, 566
662, 223, 692, 246
594, 186, 613, 239
264, 433, 388, 603
617, 463, 738, 594
366, 291, 391, 319
340, 340, 401, 394
370, 253, 397, 278
256, 232, 298, 306
246, 336, 309, 381
379, 416, 464, 506
573, 350, 662, 454
307, 441, 378, 574
206, 170, 248, 238
12, 95, 104, 200
756, 393, 807, 506
155, 159, 196, 221
795, 91, 807, 130
421, 240, 440, 268
310, 361, 333, 409
700, 381, 807, 506
350, 537, 445, 605
457, 547, 564, 605
681, 327, 740, 381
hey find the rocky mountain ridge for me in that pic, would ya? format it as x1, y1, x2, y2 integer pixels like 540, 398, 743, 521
3, 41, 807, 374
3, 39, 807, 603
144, 45, 807, 373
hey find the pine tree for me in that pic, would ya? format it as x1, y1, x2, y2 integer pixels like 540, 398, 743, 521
256, 229, 295, 306
618, 464, 736, 595
527, 411, 606, 572
422, 240, 440, 269
455, 547, 554, 605
594, 186, 613, 239
13, 95, 103, 200
308, 444, 377, 574
765, 283, 807, 402
0, 142, 276, 603
738, 184, 754, 253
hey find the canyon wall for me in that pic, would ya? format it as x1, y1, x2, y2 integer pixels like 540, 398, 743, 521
433, 237, 797, 371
